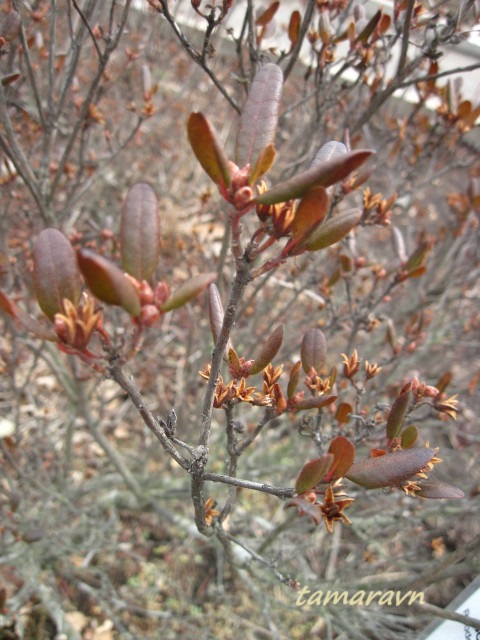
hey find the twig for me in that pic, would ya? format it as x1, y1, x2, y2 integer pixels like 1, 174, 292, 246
203, 472, 294, 499
149, 0, 240, 113
283, 0, 316, 81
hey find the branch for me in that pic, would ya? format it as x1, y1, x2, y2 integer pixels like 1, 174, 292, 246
149, 0, 240, 113
203, 472, 294, 499
397, 62, 480, 88
108, 358, 191, 471
395, 0, 415, 77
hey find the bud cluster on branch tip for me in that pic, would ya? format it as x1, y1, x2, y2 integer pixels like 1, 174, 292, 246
0, 184, 215, 362
187, 63, 373, 262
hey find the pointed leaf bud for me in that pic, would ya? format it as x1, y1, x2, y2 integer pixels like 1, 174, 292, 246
386, 390, 411, 440
301, 328, 327, 374
33, 229, 82, 320
249, 324, 284, 375
121, 183, 160, 282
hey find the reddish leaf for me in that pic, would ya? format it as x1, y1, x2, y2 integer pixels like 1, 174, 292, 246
187, 113, 231, 189
121, 183, 160, 281
161, 272, 216, 312
335, 402, 352, 425
295, 454, 334, 494
346, 447, 436, 489
324, 436, 355, 482
77, 249, 141, 316
305, 208, 362, 252
301, 327, 327, 373
33, 229, 82, 320
356, 9, 382, 43
290, 186, 329, 245
288, 10, 301, 47
417, 480, 464, 499
249, 324, 284, 375
255, 2, 279, 27
256, 150, 373, 206
386, 390, 411, 440
1, 73, 21, 87
235, 63, 283, 169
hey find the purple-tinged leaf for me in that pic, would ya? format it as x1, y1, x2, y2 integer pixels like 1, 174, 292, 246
235, 63, 283, 169
296, 395, 337, 410
255, 150, 374, 206
249, 324, 284, 375
305, 208, 362, 252
77, 249, 141, 316
301, 327, 327, 373
295, 454, 334, 494
288, 10, 301, 47
310, 141, 347, 170
1, 73, 21, 87
346, 447, 436, 489
386, 390, 411, 440
121, 183, 160, 281
187, 113, 231, 189
324, 436, 355, 482
33, 229, 82, 320
417, 480, 464, 499
161, 273, 216, 312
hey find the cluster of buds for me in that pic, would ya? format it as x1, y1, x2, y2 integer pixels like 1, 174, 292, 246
124, 275, 170, 328
362, 186, 396, 225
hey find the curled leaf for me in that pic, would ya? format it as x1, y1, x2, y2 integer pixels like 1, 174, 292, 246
208, 283, 224, 344
121, 183, 160, 281
305, 208, 362, 252
33, 229, 82, 320
346, 447, 436, 489
295, 454, 334, 494
187, 113, 231, 189
235, 63, 283, 169
77, 249, 141, 316
301, 327, 327, 373
161, 272, 216, 312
